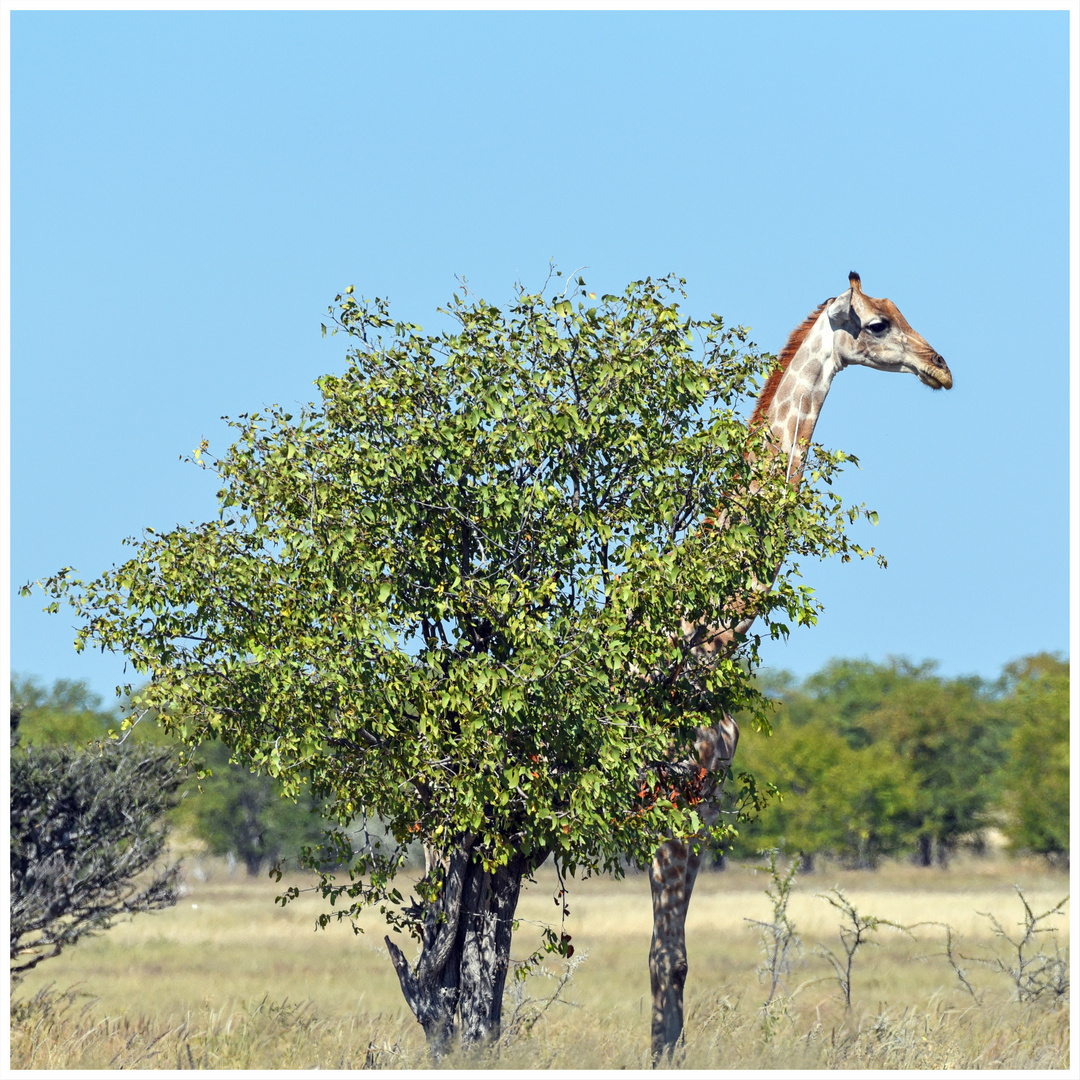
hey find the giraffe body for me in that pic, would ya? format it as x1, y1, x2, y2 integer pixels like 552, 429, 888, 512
648, 273, 950, 1062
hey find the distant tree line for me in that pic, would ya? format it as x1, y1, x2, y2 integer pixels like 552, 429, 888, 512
10, 651, 1069, 883
723, 653, 1069, 869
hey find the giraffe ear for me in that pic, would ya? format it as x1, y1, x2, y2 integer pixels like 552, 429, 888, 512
827, 288, 853, 325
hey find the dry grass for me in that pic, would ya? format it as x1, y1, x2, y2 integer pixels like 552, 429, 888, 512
9, 851, 1070, 1070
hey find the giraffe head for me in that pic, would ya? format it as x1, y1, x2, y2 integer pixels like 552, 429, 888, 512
828, 272, 952, 390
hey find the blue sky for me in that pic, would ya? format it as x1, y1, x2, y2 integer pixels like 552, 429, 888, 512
8, 9, 1074, 707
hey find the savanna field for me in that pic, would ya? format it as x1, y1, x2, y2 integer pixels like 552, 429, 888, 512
10, 848, 1070, 1071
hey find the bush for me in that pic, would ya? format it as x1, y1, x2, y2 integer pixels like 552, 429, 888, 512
10, 704, 186, 981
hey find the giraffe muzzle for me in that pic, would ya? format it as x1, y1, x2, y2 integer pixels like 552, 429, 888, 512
933, 355, 952, 389
920, 353, 952, 390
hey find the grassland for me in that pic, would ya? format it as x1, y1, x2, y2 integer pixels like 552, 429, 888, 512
9, 850, 1070, 1070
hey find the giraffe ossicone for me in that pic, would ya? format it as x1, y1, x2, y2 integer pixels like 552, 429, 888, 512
647, 272, 950, 1063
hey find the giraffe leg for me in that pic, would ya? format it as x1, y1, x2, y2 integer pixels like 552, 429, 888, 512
647, 714, 737, 1062
649, 838, 704, 1063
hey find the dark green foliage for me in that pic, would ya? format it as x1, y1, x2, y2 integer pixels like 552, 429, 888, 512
999, 654, 1069, 864
803, 659, 1010, 865
181, 739, 330, 876
9, 707, 186, 981
858, 664, 1010, 866
730, 658, 1014, 868
731, 714, 919, 868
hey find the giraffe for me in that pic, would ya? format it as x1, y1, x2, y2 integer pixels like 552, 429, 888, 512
647, 272, 952, 1062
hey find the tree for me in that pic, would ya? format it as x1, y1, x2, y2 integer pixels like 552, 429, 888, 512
730, 710, 919, 869
183, 738, 331, 876
9, 673, 123, 745
795, 658, 1010, 865
859, 664, 1009, 865
28, 272, 876, 1052
999, 653, 1069, 865
9, 705, 186, 981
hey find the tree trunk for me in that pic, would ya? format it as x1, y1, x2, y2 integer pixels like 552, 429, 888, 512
936, 838, 952, 869
915, 833, 933, 868
383, 834, 542, 1057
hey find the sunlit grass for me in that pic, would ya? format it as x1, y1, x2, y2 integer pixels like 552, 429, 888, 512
10, 851, 1069, 1069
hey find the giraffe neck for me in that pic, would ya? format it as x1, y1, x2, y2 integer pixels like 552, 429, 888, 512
679, 306, 843, 655
762, 306, 842, 485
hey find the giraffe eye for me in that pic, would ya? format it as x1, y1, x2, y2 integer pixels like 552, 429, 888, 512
867, 319, 890, 334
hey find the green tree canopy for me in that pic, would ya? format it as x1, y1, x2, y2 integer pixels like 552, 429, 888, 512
766, 658, 1009, 866
28, 273, 877, 1049
855, 663, 1009, 865
999, 653, 1069, 864
730, 708, 919, 869
182, 738, 331, 876
10, 674, 124, 745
